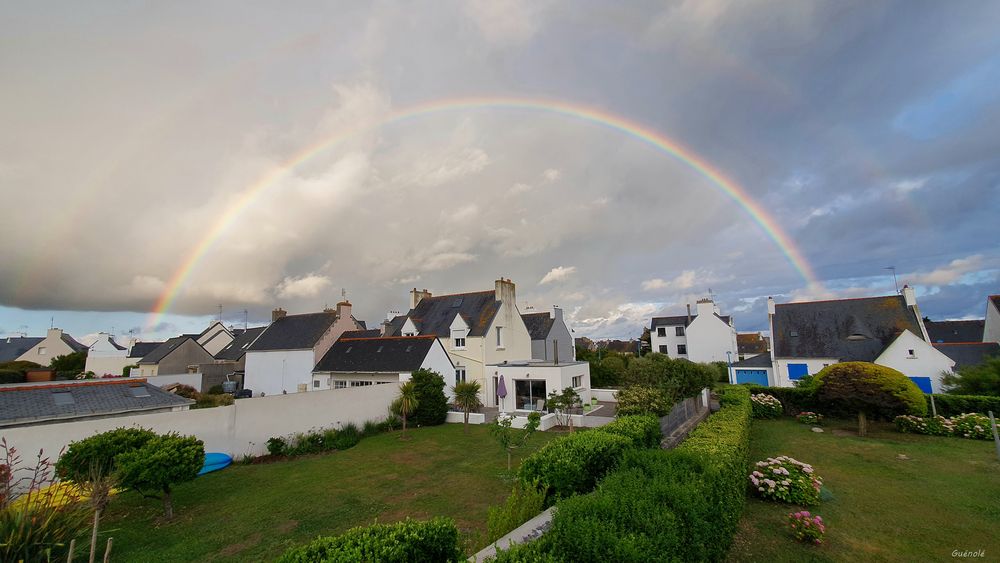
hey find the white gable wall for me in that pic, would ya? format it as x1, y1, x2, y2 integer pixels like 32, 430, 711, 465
686, 304, 738, 364
985, 298, 1000, 344
875, 330, 955, 393
84, 334, 130, 377
244, 349, 316, 396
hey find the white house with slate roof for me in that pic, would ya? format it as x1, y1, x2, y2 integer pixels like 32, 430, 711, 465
84, 333, 130, 377
768, 286, 955, 393
311, 335, 454, 393
13, 328, 87, 366
244, 302, 362, 396
649, 298, 738, 364
522, 307, 575, 363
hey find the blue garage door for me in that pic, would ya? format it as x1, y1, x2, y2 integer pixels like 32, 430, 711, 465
788, 363, 809, 381
908, 377, 932, 394
735, 369, 769, 386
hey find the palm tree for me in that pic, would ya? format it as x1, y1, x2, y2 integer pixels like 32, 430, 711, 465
451, 380, 482, 434
397, 381, 419, 439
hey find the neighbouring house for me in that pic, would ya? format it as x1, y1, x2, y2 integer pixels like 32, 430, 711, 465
384, 279, 533, 406
736, 332, 769, 361
0, 379, 193, 428
768, 286, 955, 393
125, 341, 161, 370
489, 360, 592, 413
983, 295, 1000, 344
925, 319, 985, 343
730, 353, 774, 386
522, 307, 575, 363
0, 336, 44, 363
312, 335, 454, 392
243, 302, 362, 396
135, 336, 214, 378
204, 326, 267, 389
194, 321, 236, 356
14, 328, 87, 366
932, 342, 1000, 371
649, 298, 738, 364
83, 333, 130, 376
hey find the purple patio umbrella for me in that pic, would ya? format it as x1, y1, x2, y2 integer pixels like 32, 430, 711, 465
497, 375, 508, 410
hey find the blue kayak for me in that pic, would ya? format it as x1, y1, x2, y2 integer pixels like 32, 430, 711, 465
198, 452, 233, 476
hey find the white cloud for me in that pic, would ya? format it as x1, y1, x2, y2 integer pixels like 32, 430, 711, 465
410, 147, 490, 187
542, 168, 561, 182
419, 252, 477, 272
464, 0, 550, 45
276, 274, 333, 299
642, 270, 697, 292
903, 255, 985, 286
539, 266, 577, 285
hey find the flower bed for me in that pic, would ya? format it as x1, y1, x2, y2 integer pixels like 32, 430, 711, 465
749, 456, 822, 506
893, 413, 991, 440
751, 394, 783, 419
796, 412, 823, 425
787, 511, 826, 545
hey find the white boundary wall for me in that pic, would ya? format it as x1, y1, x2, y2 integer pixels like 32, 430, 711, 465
591, 388, 618, 402
142, 373, 203, 389
446, 411, 487, 424
0, 384, 396, 459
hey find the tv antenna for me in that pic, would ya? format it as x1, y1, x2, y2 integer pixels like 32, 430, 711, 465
884, 266, 899, 294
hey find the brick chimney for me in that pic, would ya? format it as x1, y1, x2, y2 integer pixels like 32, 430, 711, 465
495, 278, 516, 303
336, 300, 352, 321
271, 308, 287, 322
767, 296, 776, 315
410, 288, 432, 309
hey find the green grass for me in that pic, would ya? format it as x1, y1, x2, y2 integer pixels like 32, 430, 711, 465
98, 424, 558, 562
728, 418, 1000, 562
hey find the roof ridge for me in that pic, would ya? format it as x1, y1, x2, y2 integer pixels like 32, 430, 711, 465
777, 294, 902, 306
422, 290, 495, 299
339, 335, 436, 342
0, 378, 148, 393
932, 341, 997, 346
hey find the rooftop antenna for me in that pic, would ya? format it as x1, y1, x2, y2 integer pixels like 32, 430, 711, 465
217, 304, 223, 322
885, 266, 899, 294
50, 316, 54, 329
243, 309, 249, 330
342, 288, 347, 300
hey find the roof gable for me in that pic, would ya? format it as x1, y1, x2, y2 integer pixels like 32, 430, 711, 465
0, 337, 45, 362
737, 333, 769, 355
138, 336, 202, 364
314, 336, 440, 373
403, 290, 501, 338
249, 312, 338, 351
215, 326, 267, 361
128, 341, 163, 359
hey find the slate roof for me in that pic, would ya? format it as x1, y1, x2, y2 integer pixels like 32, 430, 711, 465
991, 295, 1000, 313
248, 312, 338, 351
314, 336, 443, 373
737, 333, 769, 355
0, 379, 193, 427
107, 338, 127, 351
60, 333, 88, 353
933, 342, 1000, 370
732, 354, 773, 368
339, 329, 382, 340
138, 336, 203, 364
385, 315, 407, 336
0, 337, 44, 362
522, 312, 554, 341
925, 320, 985, 343
650, 313, 731, 330
215, 326, 266, 361
392, 291, 501, 338
128, 341, 162, 359
772, 295, 923, 361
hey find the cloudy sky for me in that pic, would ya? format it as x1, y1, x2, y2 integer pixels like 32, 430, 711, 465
2, 1, 999, 344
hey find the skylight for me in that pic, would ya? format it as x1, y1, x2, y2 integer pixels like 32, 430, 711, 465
790, 331, 799, 337
129, 386, 151, 398
452, 297, 463, 307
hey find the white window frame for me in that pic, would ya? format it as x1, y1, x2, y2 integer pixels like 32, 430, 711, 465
456, 368, 467, 383
333, 380, 348, 389
572, 375, 582, 388
453, 337, 466, 349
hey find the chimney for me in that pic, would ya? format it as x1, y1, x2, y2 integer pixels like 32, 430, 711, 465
336, 300, 352, 321
46, 327, 62, 340
552, 306, 563, 323
553, 339, 559, 365
495, 278, 516, 303
767, 296, 776, 315
271, 308, 287, 322
686, 304, 692, 324
410, 288, 432, 309
902, 285, 916, 308
381, 319, 392, 336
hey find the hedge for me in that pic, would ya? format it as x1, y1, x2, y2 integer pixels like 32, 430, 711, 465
277, 518, 463, 563
0, 369, 25, 384
597, 415, 662, 448
926, 394, 1000, 417
742, 384, 819, 415
518, 431, 633, 503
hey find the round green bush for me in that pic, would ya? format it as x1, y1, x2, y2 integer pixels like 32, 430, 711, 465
814, 362, 927, 419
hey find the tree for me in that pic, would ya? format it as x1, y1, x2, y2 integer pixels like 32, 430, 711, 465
942, 357, 1000, 396
409, 369, 448, 426
56, 427, 157, 480
451, 380, 482, 434
50, 350, 87, 374
115, 433, 204, 519
396, 381, 419, 439
621, 354, 715, 400
546, 387, 581, 430
490, 411, 541, 471
615, 386, 672, 417
815, 362, 927, 436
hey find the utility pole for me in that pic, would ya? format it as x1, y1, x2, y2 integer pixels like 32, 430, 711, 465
885, 266, 899, 294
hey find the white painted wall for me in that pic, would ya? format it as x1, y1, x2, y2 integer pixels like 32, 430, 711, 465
0, 384, 397, 460
244, 349, 316, 396
142, 372, 204, 389
985, 298, 1000, 344
84, 336, 131, 377
875, 330, 955, 393
16, 328, 80, 366
446, 411, 487, 424
490, 362, 591, 413
686, 302, 738, 364
650, 323, 688, 357
197, 322, 234, 356
772, 358, 838, 388
591, 388, 618, 402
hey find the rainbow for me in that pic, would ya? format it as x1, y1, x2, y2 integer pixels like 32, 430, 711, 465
148, 96, 822, 329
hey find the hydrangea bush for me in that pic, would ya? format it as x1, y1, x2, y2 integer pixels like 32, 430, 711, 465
894, 413, 991, 440
750, 394, 782, 419
787, 511, 826, 545
952, 413, 992, 440
796, 412, 823, 425
749, 456, 822, 506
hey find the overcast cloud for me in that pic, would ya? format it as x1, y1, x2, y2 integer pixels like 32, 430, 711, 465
1, 1, 998, 341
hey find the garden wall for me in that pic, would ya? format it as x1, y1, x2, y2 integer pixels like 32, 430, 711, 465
0, 384, 396, 459
142, 372, 204, 390
590, 388, 618, 402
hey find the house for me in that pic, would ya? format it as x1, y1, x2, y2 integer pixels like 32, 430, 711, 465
125, 341, 162, 368
0, 336, 44, 363
135, 336, 214, 378
767, 286, 955, 393
0, 379, 192, 428
206, 326, 267, 388
488, 360, 592, 413
649, 298, 738, 364
983, 295, 1000, 344
83, 333, 130, 376
730, 353, 774, 386
932, 342, 1000, 371
522, 307, 575, 363
384, 279, 533, 406
13, 328, 87, 366
312, 335, 454, 392
737, 332, 769, 360
243, 302, 362, 396
925, 319, 985, 343
194, 321, 236, 356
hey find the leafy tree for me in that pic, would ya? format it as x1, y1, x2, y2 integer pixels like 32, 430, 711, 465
115, 433, 204, 519
409, 369, 448, 426
49, 350, 87, 373
56, 427, 157, 481
942, 357, 1000, 396
815, 362, 927, 436
396, 381, 419, 439
451, 380, 482, 434
546, 387, 581, 430
621, 354, 716, 400
711, 361, 730, 383
615, 386, 672, 417
490, 411, 541, 470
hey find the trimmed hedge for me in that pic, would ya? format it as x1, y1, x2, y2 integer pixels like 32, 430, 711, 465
0, 369, 26, 384
743, 384, 819, 415
598, 415, 662, 448
277, 518, 463, 563
814, 362, 927, 419
518, 431, 633, 503
926, 394, 1000, 417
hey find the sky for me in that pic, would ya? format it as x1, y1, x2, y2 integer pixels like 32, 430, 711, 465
1, 1, 999, 344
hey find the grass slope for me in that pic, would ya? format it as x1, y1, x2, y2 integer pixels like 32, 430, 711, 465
99, 424, 557, 562
728, 418, 1000, 562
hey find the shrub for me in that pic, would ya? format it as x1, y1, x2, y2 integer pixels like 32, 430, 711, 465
796, 412, 823, 425
409, 369, 448, 427
751, 394, 782, 418
208, 384, 224, 394
195, 392, 234, 408
942, 357, 1000, 396
894, 414, 954, 436
487, 481, 546, 543
171, 384, 199, 399
362, 420, 380, 437
0, 369, 25, 384
814, 362, 927, 433
0, 360, 42, 374
115, 432, 204, 519
276, 517, 463, 563
749, 456, 822, 506
622, 354, 715, 399
487, 538, 560, 562
519, 431, 632, 502
333, 423, 362, 450
744, 385, 819, 415
598, 415, 661, 448
712, 361, 730, 383
266, 436, 288, 456
615, 386, 671, 417
787, 511, 826, 545
951, 413, 992, 440
56, 427, 157, 481
926, 393, 1000, 417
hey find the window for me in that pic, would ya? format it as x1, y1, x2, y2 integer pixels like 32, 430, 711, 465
37, 347, 47, 355
572, 375, 582, 387
313, 380, 320, 388
333, 380, 348, 389
658, 345, 669, 353
675, 326, 685, 337
128, 386, 150, 398
907, 349, 916, 358
677, 344, 687, 355
350, 380, 374, 387
454, 337, 466, 348
657, 327, 666, 337
456, 368, 466, 383
404, 332, 415, 337
496, 326, 504, 349
789, 331, 799, 337
788, 363, 809, 380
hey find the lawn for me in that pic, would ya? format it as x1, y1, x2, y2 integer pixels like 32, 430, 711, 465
728, 418, 1000, 562
98, 423, 558, 562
